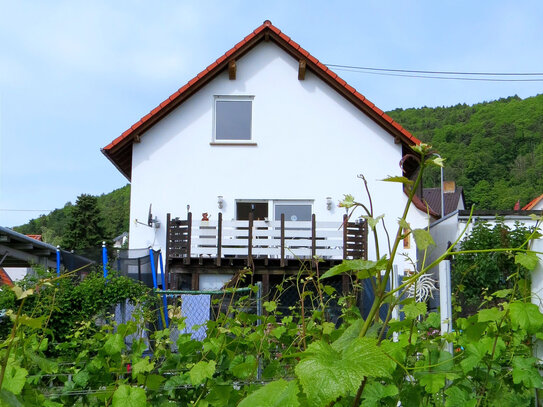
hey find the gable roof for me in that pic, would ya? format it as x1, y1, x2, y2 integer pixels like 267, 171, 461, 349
102, 20, 421, 180
522, 193, 543, 210
423, 186, 465, 217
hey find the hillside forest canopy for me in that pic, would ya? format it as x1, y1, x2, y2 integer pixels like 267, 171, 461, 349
13, 93, 543, 245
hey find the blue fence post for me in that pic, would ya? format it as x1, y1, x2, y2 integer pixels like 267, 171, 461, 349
56, 246, 61, 277
158, 252, 169, 328
102, 242, 108, 279
149, 249, 165, 330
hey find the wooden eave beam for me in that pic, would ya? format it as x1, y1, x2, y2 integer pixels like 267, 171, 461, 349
298, 60, 306, 80
228, 60, 236, 80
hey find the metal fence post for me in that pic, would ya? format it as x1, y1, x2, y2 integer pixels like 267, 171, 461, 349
102, 241, 108, 279
256, 281, 262, 380
439, 260, 453, 354
56, 246, 61, 277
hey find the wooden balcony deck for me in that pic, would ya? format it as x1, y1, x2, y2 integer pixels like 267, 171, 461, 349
166, 212, 367, 268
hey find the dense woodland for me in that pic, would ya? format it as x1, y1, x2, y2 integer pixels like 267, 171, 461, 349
13, 94, 543, 245
388, 94, 543, 210
14, 185, 130, 248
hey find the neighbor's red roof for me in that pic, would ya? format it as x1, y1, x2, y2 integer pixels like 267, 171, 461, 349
0, 268, 13, 287
26, 235, 42, 241
102, 20, 421, 180
522, 194, 543, 210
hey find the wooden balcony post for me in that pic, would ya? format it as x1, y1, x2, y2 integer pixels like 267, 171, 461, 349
248, 212, 253, 267
280, 213, 286, 267
184, 212, 192, 265
216, 212, 222, 267
342, 214, 348, 259
311, 214, 316, 259
166, 213, 171, 289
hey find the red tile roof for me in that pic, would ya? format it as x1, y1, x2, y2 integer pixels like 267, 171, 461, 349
25, 235, 42, 241
102, 20, 421, 180
522, 193, 543, 210
0, 268, 13, 287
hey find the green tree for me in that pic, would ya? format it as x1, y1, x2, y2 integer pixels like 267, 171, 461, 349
62, 194, 106, 250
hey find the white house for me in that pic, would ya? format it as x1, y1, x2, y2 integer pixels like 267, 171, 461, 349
102, 20, 435, 294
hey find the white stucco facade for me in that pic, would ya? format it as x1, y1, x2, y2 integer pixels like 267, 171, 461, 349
127, 41, 429, 276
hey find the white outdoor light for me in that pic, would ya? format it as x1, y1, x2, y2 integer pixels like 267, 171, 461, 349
326, 197, 333, 211
217, 196, 224, 209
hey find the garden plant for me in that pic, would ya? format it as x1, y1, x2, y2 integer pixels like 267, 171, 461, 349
0, 144, 541, 406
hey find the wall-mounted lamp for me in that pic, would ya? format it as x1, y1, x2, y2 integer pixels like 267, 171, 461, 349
326, 197, 333, 211
217, 196, 224, 210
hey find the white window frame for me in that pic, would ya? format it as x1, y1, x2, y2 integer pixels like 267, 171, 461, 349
211, 95, 255, 145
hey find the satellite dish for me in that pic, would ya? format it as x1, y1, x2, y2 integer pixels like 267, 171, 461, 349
147, 204, 153, 226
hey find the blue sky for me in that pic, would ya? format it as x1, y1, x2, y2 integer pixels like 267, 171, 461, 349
1, 1, 543, 227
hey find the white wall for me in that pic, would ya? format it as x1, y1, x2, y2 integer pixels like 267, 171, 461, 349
129, 41, 428, 274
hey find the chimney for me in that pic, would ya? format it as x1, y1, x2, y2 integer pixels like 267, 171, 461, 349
443, 181, 456, 193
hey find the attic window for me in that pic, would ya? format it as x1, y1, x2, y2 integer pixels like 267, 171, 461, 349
213, 96, 254, 143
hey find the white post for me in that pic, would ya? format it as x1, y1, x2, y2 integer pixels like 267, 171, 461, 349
439, 260, 453, 354
390, 265, 400, 342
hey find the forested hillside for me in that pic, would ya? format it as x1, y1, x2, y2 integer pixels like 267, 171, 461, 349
14, 185, 130, 246
387, 94, 543, 210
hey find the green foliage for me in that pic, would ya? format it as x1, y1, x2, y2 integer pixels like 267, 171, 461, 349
0, 270, 149, 344
13, 185, 130, 246
61, 194, 106, 250
452, 219, 532, 314
387, 94, 543, 209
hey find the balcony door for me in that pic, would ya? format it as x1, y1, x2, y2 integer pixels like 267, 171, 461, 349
273, 201, 312, 222
236, 201, 268, 221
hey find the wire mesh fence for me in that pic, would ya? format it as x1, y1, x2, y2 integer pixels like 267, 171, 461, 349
113, 285, 261, 352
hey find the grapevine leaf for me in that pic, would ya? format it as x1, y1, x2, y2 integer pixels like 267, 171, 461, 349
238, 379, 300, 407
263, 301, 277, 312
73, 370, 89, 387
398, 218, 410, 230
145, 375, 165, 391
512, 356, 543, 388
230, 355, 257, 379
0, 389, 24, 407
131, 357, 154, 378
338, 194, 355, 208
361, 382, 398, 406
477, 307, 503, 323
412, 229, 435, 250
382, 176, 414, 186
362, 215, 384, 230
321, 258, 387, 280
514, 252, 539, 271
445, 386, 477, 407
104, 334, 125, 355
509, 302, 543, 334
189, 360, 216, 385
1, 364, 28, 395
10, 286, 33, 300
18, 315, 44, 329
295, 339, 392, 406
111, 385, 147, 407
403, 302, 426, 320
417, 371, 446, 394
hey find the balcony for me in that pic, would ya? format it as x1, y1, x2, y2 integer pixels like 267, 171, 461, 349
166, 212, 367, 269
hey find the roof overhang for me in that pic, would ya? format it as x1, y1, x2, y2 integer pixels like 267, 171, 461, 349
102, 20, 421, 181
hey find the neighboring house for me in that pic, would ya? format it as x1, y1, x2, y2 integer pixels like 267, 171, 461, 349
523, 193, 543, 210
423, 181, 465, 217
102, 20, 434, 294
113, 232, 129, 249
428, 209, 543, 313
